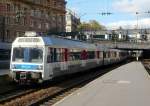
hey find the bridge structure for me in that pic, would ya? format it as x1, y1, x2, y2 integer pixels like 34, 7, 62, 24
95, 41, 150, 60
95, 41, 150, 50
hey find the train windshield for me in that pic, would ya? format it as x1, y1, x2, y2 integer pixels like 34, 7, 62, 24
12, 47, 43, 63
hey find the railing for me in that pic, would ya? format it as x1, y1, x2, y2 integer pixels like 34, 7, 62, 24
96, 41, 150, 49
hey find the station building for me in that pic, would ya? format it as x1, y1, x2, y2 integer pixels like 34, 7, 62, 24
0, 0, 66, 43
66, 9, 80, 32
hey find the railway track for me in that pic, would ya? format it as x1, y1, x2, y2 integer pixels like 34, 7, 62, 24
142, 59, 150, 64
0, 61, 128, 106
0, 88, 38, 104
142, 59, 150, 75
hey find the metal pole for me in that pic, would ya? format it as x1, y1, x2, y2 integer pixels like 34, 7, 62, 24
136, 12, 139, 29
136, 12, 139, 43
136, 12, 139, 61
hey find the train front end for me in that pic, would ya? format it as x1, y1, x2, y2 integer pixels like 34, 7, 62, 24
10, 32, 44, 84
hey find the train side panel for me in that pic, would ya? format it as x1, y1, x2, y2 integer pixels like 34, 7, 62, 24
43, 47, 105, 80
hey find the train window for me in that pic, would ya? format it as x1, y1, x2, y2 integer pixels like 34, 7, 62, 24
116, 52, 119, 58
47, 48, 54, 63
113, 52, 115, 58
69, 49, 81, 61
13, 47, 43, 63
51, 48, 55, 62
103, 52, 106, 58
104, 52, 108, 58
47, 48, 51, 63
88, 51, 95, 59
56, 48, 62, 62
53, 48, 57, 62
30, 48, 43, 63
98, 51, 103, 59
111, 52, 113, 58
13, 48, 24, 62
103, 52, 109, 58
74, 52, 80, 60
47, 48, 68, 63
107, 52, 109, 58
97, 51, 103, 59
114, 52, 117, 58
50, 48, 54, 62
69, 49, 73, 61
108, 51, 111, 58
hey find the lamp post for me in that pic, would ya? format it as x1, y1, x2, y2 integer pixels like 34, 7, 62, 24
136, 12, 139, 29
135, 12, 139, 43
135, 12, 139, 61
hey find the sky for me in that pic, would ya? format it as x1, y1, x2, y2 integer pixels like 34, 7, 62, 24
66, 0, 150, 29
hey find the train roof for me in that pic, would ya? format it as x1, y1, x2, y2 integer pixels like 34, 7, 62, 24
12, 36, 96, 50
43, 36, 96, 49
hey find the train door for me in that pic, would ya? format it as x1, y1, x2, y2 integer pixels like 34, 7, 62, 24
98, 51, 103, 66
60, 48, 68, 71
81, 50, 87, 67
103, 51, 109, 65
96, 50, 100, 64
108, 50, 111, 64
103, 51, 105, 65
116, 51, 120, 61
45, 47, 53, 79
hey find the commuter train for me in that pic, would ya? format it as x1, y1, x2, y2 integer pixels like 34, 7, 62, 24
10, 32, 128, 84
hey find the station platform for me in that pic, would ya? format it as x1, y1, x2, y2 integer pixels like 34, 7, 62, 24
0, 69, 9, 76
53, 62, 150, 106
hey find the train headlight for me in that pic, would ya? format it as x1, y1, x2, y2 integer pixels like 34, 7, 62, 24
11, 65, 16, 69
37, 65, 43, 70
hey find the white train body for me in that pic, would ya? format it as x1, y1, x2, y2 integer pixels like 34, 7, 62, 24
10, 32, 128, 83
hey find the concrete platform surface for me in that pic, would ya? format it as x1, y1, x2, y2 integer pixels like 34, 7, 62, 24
53, 62, 150, 106
0, 69, 9, 76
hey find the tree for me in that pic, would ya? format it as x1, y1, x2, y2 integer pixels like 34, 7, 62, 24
77, 22, 90, 32
77, 20, 106, 32
89, 20, 105, 31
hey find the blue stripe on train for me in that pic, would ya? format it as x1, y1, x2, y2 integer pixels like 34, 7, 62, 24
14, 64, 39, 70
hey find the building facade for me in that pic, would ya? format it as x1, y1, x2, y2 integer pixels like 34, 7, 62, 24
0, 0, 66, 43
66, 9, 80, 32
